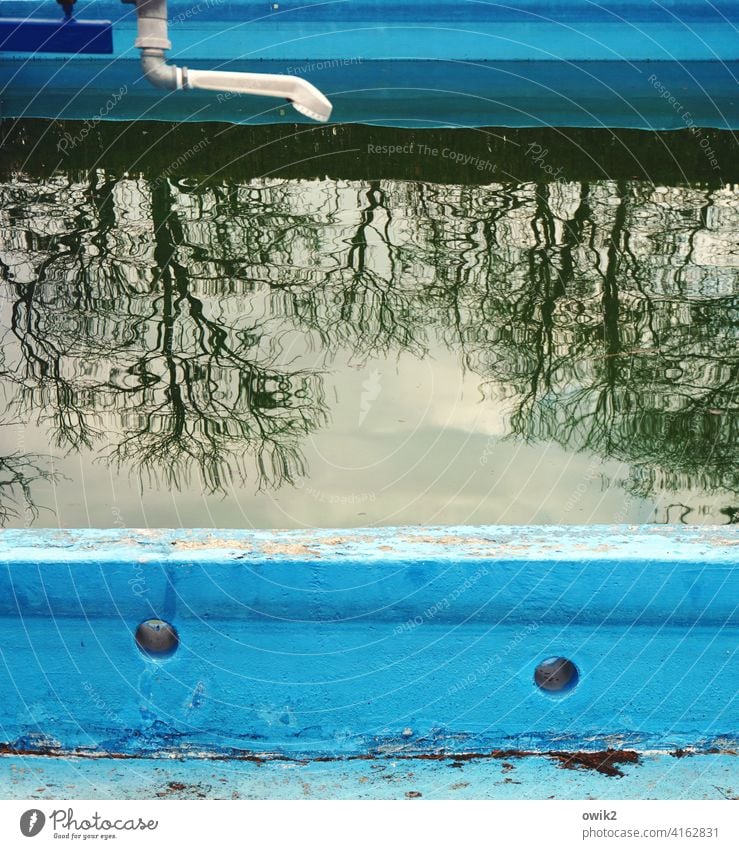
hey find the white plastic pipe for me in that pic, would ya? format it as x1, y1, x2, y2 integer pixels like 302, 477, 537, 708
184, 69, 332, 122
133, 0, 332, 122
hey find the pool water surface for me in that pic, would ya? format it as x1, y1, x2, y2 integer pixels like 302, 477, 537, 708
0, 122, 737, 528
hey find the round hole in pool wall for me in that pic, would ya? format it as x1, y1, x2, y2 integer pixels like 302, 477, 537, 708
534, 657, 579, 694
135, 618, 179, 659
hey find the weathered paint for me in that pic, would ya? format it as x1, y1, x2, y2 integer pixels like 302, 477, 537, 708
1, 0, 737, 127
1, 525, 736, 621
0, 17, 113, 55
1, 751, 737, 800
0, 526, 736, 797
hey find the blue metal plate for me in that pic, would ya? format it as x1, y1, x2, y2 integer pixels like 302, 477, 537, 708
0, 18, 113, 55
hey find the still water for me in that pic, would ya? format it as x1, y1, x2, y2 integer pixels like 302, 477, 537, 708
0, 124, 737, 528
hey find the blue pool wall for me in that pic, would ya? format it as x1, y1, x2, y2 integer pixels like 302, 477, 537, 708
2, 0, 738, 127
1, 526, 736, 758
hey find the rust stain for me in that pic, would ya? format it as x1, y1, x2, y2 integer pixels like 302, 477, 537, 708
366, 747, 643, 778
347, 747, 643, 777
404, 790, 423, 798
489, 749, 527, 760
3, 744, 733, 776
156, 781, 207, 799
549, 750, 640, 778
162, 781, 186, 792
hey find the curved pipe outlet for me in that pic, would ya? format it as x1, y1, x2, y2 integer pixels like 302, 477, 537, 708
184, 68, 332, 122
140, 47, 182, 91
133, 0, 332, 121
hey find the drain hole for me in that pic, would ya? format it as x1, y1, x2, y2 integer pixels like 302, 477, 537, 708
135, 618, 179, 659
534, 656, 579, 693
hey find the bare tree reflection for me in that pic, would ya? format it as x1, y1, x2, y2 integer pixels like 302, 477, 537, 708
487, 181, 739, 500
0, 445, 59, 525
103, 179, 327, 492
0, 174, 327, 503
0, 170, 736, 523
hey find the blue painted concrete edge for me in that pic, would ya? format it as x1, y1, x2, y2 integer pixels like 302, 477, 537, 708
2, 617, 736, 756
2, 525, 736, 563
1, 525, 736, 624
0, 526, 735, 763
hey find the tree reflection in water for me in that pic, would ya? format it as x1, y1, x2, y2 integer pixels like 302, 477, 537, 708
0, 169, 736, 524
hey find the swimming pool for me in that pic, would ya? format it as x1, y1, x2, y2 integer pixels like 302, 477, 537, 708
1, 3, 737, 802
